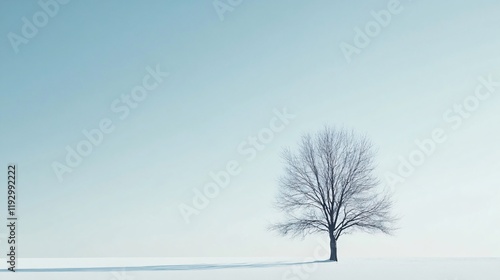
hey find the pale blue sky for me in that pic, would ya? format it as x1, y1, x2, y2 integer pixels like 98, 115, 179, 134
1, 0, 500, 258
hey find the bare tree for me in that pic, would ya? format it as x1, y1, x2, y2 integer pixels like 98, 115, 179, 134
270, 127, 396, 261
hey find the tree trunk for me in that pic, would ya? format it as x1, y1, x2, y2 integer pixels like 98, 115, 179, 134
329, 234, 338, 261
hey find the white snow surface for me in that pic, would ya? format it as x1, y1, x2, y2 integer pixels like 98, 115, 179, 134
0, 257, 498, 279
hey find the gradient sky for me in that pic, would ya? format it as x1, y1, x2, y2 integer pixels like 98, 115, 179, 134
1, 0, 500, 259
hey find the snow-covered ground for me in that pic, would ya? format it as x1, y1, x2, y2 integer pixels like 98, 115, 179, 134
0, 258, 498, 280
